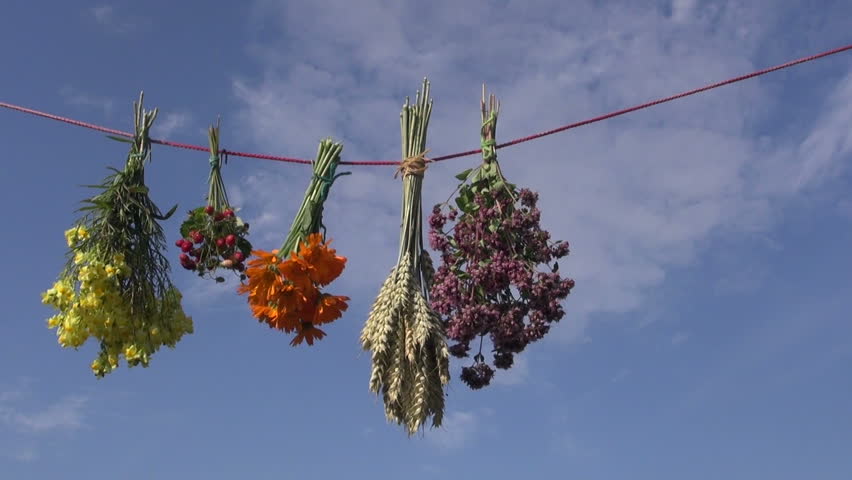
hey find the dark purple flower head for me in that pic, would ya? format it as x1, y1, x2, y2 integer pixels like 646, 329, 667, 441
493, 352, 514, 369
460, 363, 494, 389
448, 342, 470, 358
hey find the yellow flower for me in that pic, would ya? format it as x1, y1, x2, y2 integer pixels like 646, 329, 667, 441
77, 226, 89, 239
74, 252, 85, 265
64, 228, 78, 247
112, 253, 125, 265
47, 315, 62, 328
41, 289, 55, 305
124, 344, 139, 360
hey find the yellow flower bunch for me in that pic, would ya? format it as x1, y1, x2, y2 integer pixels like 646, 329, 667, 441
64, 225, 90, 247
42, 231, 194, 377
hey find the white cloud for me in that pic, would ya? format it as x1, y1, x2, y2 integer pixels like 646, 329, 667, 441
90, 5, 114, 24
60, 86, 114, 116
0, 386, 88, 465
152, 111, 193, 139
671, 0, 698, 23
550, 431, 598, 458
610, 368, 631, 383
11, 447, 38, 463
793, 70, 852, 190
232, 0, 852, 345
671, 332, 690, 346
0, 394, 88, 434
424, 410, 477, 450
89, 5, 138, 33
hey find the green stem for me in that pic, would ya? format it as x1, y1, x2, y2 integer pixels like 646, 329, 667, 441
396, 79, 432, 290
277, 138, 347, 258
205, 121, 231, 211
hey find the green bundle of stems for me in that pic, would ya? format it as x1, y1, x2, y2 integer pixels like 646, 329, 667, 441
206, 120, 229, 211
277, 138, 349, 258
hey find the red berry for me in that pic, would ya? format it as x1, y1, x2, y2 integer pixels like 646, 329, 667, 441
215, 238, 225, 248
175, 239, 183, 247
225, 234, 236, 246
192, 232, 204, 244
179, 253, 189, 262
223, 209, 234, 218
180, 242, 193, 253
214, 213, 225, 222
233, 252, 245, 262
204, 205, 215, 215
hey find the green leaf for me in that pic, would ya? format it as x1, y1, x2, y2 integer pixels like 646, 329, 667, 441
179, 219, 195, 239
237, 238, 252, 257
455, 195, 469, 212
128, 185, 150, 195
454, 168, 473, 181
159, 204, 179, 220
106, 135, 133, 143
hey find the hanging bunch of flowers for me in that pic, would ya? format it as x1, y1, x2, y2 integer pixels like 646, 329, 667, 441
428, 86, 575, 389
41, 93, 193, 377
361, 79, 450, 435
176, 121, 252, 281
238, 138, 350, 346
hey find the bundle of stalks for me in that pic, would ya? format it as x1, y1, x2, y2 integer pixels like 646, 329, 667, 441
361, 79, 450, 435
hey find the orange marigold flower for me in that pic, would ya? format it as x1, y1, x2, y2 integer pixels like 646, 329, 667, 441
290, 321, 326, 346
312, 293, 350, 325
278, 255, 314, 291
238, 250, 285, 304
298, 233, 347, 286
266, 305, 302, 333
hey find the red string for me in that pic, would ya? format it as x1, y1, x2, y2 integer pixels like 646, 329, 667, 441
2, 44, 850, 166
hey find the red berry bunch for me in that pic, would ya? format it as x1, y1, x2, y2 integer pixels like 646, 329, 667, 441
176, 205, 251, 282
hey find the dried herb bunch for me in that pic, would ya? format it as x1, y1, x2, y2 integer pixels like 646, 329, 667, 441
41, 92, 193, 377
428, 86, 575, 389
361, 79, 450, 434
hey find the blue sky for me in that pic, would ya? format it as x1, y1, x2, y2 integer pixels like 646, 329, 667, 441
1, 0, 851, 478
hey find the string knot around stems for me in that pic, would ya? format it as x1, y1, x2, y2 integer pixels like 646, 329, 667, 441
313, 171, 351, 206
480, 138, 497, 164
394, 149, 431, 179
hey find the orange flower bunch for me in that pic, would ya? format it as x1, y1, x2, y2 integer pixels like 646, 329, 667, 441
238, 233, 349, 346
